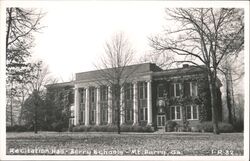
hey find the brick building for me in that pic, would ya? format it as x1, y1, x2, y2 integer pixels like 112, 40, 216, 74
46, 63, 222, 130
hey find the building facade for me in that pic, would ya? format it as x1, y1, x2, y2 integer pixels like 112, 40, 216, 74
47, 63, 222, 130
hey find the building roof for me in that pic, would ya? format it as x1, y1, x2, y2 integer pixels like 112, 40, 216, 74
46, 63, 210, 88
153, 64, 206, 78
75, 63, 162, 81
45, 81, 74, 88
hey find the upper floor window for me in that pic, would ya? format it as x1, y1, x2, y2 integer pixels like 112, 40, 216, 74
157, 84, 164, 98
100, 86, 108, 101
186, 105, 199, 120
170, 83, 181, 97
125, 83, 133, 100
184, 82, 198, 97
79, 89, 86, 103
89, 87, 96, 103
68, 91, 74, 104
139, 82, 147, 99
170, 106, 182, 120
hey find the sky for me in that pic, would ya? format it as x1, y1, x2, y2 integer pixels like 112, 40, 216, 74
1, 1, 249, 85
31, 2, 168, 82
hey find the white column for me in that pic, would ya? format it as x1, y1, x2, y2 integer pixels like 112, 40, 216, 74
147, 80, 152, 125
108, 86, 112, 124
85, 87, 89, 126
120, 86, 125, 125
133, 81, 138, 125
74, 87, 79, 125
96, 86, 100, 125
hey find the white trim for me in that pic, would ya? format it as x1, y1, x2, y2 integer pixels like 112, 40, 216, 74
190, 82, 198, 97
186, 105, 199, 120
170, 106, 182, 120
173, 83, 181, 97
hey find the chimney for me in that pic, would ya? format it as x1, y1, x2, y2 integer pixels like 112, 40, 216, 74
183, 64, 189, 68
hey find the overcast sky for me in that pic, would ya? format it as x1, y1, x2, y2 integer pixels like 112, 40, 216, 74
1, 1, 248, 83
31, 2, 168, 82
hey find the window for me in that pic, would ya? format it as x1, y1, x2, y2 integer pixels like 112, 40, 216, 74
192, 82, 198, 97
101, 102, 108, 123
114, 109, 118, 122
158, 84, 164, 98
91, 110, 95, 122
100, 86, 108, 101
89, 87, 96, 103
80, 89, 85, 103
126, 108, 133, 121
125, 83, 133, 100
186, 105, 199, 120
170, 83, 181, 97
184, 82, 198, 97
101, 106, 108, 123
140, 108, 144, 120
176, 83, 181, 97
186, 106, 192, 119
140, 108, 148, 121
139, 82, 147, 99
79, 89, 85, 124
170, 106, 182, 120
80, 110, 85, 123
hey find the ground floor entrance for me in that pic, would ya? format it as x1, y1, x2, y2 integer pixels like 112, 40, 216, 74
157, 115, 166, 127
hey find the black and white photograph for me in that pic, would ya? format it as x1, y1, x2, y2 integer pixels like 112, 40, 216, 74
0, 0, 249, 161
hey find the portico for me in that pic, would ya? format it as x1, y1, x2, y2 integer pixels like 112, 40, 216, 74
73, 80, 153, 126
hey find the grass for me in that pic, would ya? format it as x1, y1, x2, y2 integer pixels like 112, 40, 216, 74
6, 132, 243, 156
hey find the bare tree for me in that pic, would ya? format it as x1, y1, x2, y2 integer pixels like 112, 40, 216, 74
22, 61, 55, 133
95, 32, 136, 134
219, 51, 244, 124
6, 8, 45, 126
150, 8, 244, 134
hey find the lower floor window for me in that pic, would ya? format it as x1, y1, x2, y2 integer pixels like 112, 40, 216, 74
186, 105, 199, 120
170, 106, 182, 120
140, 108, 148, 121
90, 110, 96, 123
80, 110, 85, 123
126, 108, 133, 121
114, 109, 118, 122
101, 108, 108, 122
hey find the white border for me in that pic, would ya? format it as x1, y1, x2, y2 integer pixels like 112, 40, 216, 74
0, 1, 249, 161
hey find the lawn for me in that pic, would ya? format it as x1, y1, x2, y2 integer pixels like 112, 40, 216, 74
6, 132, 243, 156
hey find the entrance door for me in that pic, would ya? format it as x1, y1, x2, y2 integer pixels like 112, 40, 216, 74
157, 115, 166, 127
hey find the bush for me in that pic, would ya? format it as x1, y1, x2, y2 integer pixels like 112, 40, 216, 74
72, 124, 154, 132
165, 121, 177, 132
6, 125, 33, 132
197, 121, 214, 132
197, 121, 234, 133
51, 121, 66, 132
233, 120, 244, 132
190, 126, 199, 132
219, 122, 234, 133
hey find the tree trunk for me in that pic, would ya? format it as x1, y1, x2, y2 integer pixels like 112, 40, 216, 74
18, 94, 25, 125
6, 8, 12, 49
208, 73, 220, 134
34, 102, 38, 134
10, 96, 13, 127
117, 86, 121, 134
10, 81, 13, 127
225, 64, 234, 124
226, 78, 233, 124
